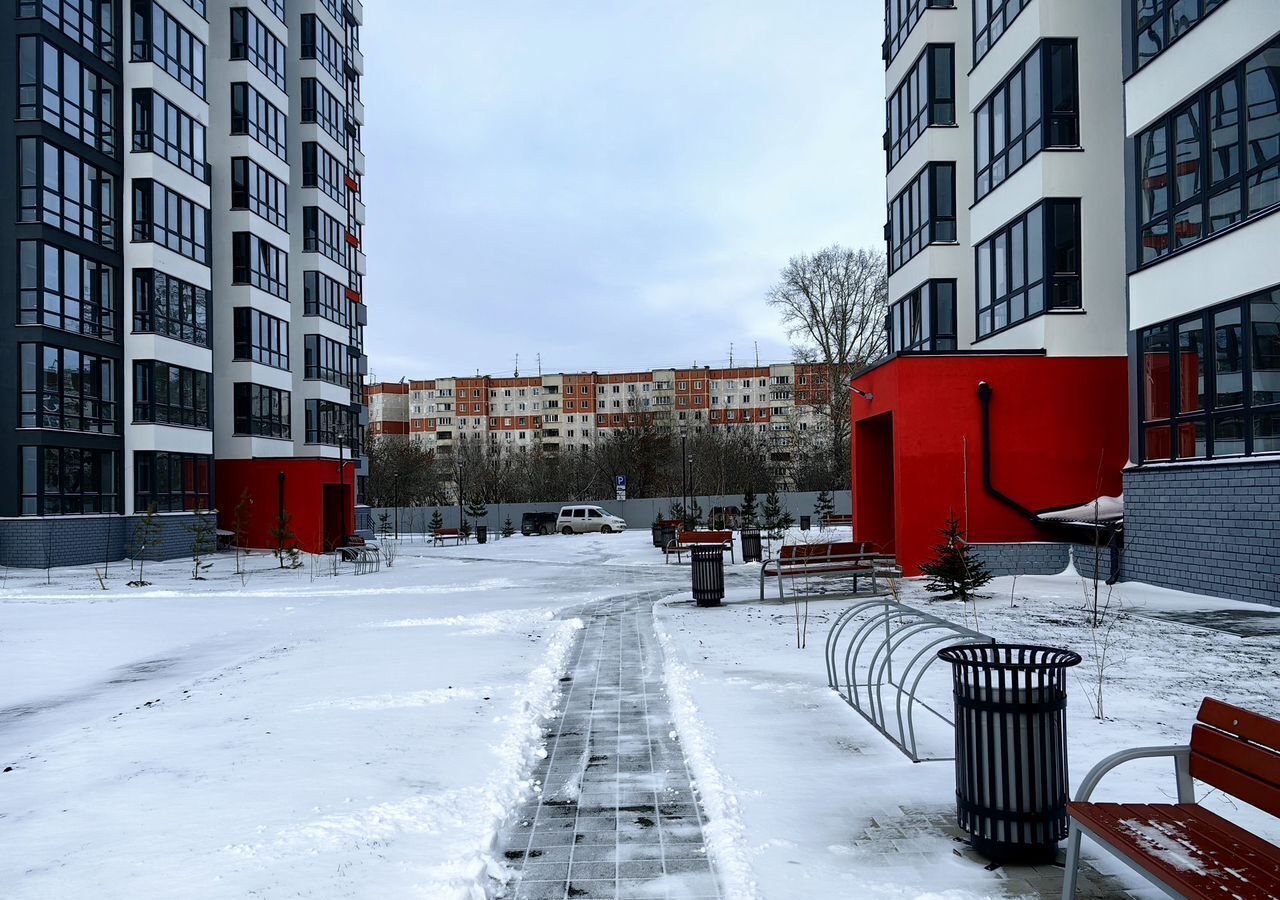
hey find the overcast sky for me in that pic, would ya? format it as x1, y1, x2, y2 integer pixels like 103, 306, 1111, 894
361, 1, 885, 381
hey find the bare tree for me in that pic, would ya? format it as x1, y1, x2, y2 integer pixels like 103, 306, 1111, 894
767, 246, 889, 487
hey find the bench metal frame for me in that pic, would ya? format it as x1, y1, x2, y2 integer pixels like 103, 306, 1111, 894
824, 596, 993, 762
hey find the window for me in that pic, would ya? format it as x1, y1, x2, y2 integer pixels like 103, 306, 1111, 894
134, 452, 211, 513
18, 240, 116, 339
132, 269, 210, 347
132, 180, 210, 263
19, 343, 117, 432
19, 0, 117, 65
131, 1, 206, 98
230, 7, 285, 92
233, 307, 289, 368
887, 162, 956, 273
19, 446, 117, 515
132, 89, 207, 181
887, 45, 955, 169
233, 383, 290, 438
302, 141, 346, 204
885, 0, 952, 65
19, 138, 116, 248
261, 0, 284, 23
320, 0, 344, 26
304, 334, 352, 387
181, 0, 204, 15
133, 361, 209, 427
18, 36, 116, 154
975, 40, 1078, 200
301, 13, 345, 85
1135, 0, 1227, 70
303, 206, 345, 263
304, 270, 350, 326
231, 232, 287, 299
1136, 40, 1280, 265
974, 0, 1030, 64
231, 157, 286, 230
231, 82, 287, 160
975, 199, 1081, 338
887, 280, 958, 352
305, 399, 354, 445
301, 77, 345, 145
1139, 287, 1280, 461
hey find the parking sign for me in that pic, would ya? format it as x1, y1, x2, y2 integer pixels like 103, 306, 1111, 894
615, 475, 627, 501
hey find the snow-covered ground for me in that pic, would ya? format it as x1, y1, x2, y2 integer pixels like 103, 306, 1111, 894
3, 528, 1277, 899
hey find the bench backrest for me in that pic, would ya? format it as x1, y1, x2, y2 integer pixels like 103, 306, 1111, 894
435, 528, 459, 536
678, 531, 731, 545
780, 540, 862, 561
823, 514, 854, 525
1190, 698, 1280, 818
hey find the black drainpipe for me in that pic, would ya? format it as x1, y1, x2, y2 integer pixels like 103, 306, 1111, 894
978, 381, 1123, 584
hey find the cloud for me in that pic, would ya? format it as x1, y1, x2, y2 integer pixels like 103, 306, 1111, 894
361, 0, 885, 379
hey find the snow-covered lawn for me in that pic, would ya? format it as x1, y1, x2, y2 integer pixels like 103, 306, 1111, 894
1, 535, 671, 899
3, 528, 1277, 899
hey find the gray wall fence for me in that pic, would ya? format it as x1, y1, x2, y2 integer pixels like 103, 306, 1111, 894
367, 491, 852, 534
0, 513, 201, 569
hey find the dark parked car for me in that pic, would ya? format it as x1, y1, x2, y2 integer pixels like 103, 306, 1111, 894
521, 511, 558, 536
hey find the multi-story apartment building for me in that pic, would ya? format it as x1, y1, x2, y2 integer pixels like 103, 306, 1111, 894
850, 0, 1132, 574
1122, 0, 1280, 604
369, 363, 835, 489
0, 0, 369, 564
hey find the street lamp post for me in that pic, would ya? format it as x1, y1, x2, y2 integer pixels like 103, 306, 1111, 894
393, 472, 401, 540
679, 425, 688, 529
455, 458, 463, 533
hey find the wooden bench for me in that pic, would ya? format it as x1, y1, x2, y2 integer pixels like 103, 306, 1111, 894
665, 530, 735, 564
1063, 697, 1280, 900
821, 514, 854, 528
759, 541, 895, 600
431, 528, 467, 546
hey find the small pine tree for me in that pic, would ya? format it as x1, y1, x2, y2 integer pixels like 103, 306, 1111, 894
130, 505, 162, 586
232, 489, 253, 575
668, 501, 686, 525
377, 511, 392, 539
186, 504, 217, 580
502, 516, 515, 538
459, 518, 473, 540
465, 496, 488, 524
740, 489, 758, 527
814, 490, 835, 525
685, 499, 703, 531
428, 508, 444, 534
920, 512, 993, 602
270, 509, 302, 569
762, 490, 785, 541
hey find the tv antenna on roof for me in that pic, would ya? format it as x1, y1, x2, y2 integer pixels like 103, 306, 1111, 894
729, 342, 734, 367
514, 353, 519, 377
536, 352, 542, 377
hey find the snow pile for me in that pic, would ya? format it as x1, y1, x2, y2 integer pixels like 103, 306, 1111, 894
652, 597, 759, 900
1118, 819, 1209, 876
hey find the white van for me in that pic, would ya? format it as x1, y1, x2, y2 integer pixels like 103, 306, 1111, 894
556, 505, 628, 535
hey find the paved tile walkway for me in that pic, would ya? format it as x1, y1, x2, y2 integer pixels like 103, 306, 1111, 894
492, 593, 720, 900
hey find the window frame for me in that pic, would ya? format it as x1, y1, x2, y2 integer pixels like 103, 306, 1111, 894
233, 382, 291, 439
973, 0, 1031, 65
132, 269, 210, 347
886, 44, 956, 171
18, 239, 117, 340
19, 445, 118, 515
887, 162, 957, 274
134, 451, 212, 513
132, 359, 210, 428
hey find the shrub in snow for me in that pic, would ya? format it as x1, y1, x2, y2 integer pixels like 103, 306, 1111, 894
129, 505, 162, 587
502, 517, 515, 538
186, 504, 217, 580
813, 490, 834, 526
919, 513, 992, 603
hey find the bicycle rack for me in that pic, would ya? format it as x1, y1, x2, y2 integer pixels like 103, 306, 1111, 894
824, 596, 993, 762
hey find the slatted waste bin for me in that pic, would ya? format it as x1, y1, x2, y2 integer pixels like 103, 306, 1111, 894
691, 546, 725, 607
799, 515, 811, 531
740, 527, 762, 563
476, 525, 487, 544
937, 643, 1081, 863
651, 522, 664, 547
660, 523, 677, 552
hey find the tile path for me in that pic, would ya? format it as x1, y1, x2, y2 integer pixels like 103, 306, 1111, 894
492, 592, 720, 900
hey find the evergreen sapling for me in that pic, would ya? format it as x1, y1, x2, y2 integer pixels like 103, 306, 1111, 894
919, 512, 992, 602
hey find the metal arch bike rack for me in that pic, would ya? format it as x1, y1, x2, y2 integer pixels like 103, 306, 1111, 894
824, 595, 993, 762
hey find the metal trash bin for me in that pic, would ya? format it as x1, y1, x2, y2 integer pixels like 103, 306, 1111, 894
690, 546, 725, 607
651, 522, 664, 547
476, 525, 488, 544
740, 527, 762, 563
799, 515, 811, 531
660, 523, 677, 552
937, 643, 1082, 863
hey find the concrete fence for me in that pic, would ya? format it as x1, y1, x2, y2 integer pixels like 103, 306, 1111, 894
366, 490, 852, 534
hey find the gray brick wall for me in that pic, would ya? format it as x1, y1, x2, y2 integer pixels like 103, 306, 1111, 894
1124, 460, 1280, 607
0, 513, 205, 569
1071, 542, 1118, 583
969, 542, 1071, 577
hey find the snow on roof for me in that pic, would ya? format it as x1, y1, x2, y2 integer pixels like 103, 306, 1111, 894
1036, 495, 1123, 525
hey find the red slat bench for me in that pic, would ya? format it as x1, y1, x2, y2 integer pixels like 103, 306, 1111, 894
821, 514, 854, 528
1063, 697, 1280, 899
665, 530, 735, 564
431, 527, 467, 546
758, 541, 895, 600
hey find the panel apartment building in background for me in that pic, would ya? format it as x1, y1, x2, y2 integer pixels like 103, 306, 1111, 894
0, 0, 369, 566
366, 363, 837, 491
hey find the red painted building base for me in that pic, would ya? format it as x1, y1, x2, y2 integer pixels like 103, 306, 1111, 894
850, 355, 1128, 575
215, 458, 355, 554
